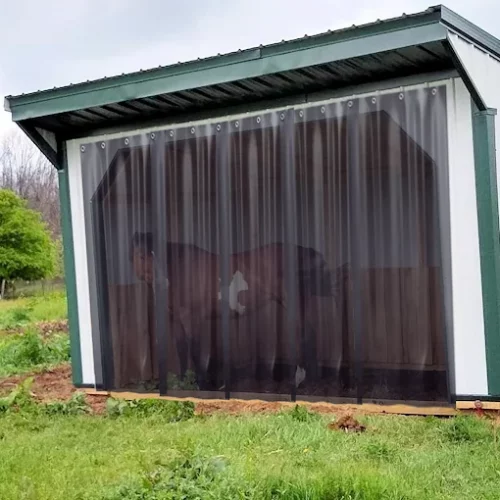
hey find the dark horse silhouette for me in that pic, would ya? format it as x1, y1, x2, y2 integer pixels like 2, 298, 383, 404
130, 231, 346, 389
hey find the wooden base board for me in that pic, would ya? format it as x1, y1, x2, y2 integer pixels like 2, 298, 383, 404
456, 401, 500, 411
84, 389, 457, 416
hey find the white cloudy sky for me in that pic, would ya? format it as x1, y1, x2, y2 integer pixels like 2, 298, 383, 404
1, 0, 499, 135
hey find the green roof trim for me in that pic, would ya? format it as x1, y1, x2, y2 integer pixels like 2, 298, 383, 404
440, 6, 500, 59
5, 23, 446, 123
4, 5, 500, 130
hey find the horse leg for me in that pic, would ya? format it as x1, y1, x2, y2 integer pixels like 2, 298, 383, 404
300, 301, 319, 385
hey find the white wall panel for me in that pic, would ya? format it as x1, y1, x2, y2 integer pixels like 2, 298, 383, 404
66, 140, 95, 386
446, 77, 488, 395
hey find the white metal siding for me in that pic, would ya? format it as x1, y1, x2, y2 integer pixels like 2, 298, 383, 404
449, 32, 500, 215
447, 77, 488, 396
66, 140, 95, 386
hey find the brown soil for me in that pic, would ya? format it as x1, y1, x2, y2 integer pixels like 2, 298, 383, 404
36, 320, 69, 337
195, 400, 367, 417
0, 365, 107, 414
2, 319, 68, 337
0, 367, 471, 421
328, 414, 366, 433
0, 366, 367, 419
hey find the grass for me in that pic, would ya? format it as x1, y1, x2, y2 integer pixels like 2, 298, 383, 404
0, 330, 70, 378
1, 293, 499, 499
0, 402, 499, 500
0, 291, 69, 377
0, 291, 67, 331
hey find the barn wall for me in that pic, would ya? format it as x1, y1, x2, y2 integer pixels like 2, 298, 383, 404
66, 140, 96, 386
66, 73, 476, 398
448, 32, 500, 213
446, 77, 488, 396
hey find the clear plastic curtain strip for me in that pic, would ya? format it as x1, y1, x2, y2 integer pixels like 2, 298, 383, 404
80, 85, 451, 402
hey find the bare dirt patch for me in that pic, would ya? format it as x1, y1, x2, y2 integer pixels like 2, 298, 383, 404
328, 414, 366, 433
0, 367, 461, 420
196, 400, 284, 416
2, 319, 68, 337
0, 365, 107, 414
195, 399, 369, 418
36, 320, 68, 337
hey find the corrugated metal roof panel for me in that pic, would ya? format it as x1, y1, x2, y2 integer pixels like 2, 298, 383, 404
25, 42, 453, 136
5, 4, 496, 139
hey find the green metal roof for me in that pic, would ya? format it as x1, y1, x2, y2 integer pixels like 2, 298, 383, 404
4, 4, 499, 144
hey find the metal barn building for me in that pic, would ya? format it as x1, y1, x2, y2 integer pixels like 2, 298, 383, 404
5, 5, 500, 408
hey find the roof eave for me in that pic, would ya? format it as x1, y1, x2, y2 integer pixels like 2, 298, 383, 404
5, 13, 446, 123
440, 5, 500, 59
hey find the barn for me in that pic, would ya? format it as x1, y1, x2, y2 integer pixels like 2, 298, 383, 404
5, 5, 500, 408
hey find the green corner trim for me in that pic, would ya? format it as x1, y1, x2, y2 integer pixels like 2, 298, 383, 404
472, 106, 500, 395
58, 150, 82, 385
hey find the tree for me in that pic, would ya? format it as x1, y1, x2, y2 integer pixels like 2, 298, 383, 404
0, 131, 60, 238
0, 189, 56, 298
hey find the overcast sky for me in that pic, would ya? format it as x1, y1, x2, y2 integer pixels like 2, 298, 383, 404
1, 0, 499, 136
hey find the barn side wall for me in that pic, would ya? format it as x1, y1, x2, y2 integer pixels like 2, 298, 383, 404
65, 73, 489, 398
448, 33, 500, 396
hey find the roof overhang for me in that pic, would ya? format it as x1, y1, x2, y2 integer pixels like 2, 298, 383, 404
4, 4, 499, 168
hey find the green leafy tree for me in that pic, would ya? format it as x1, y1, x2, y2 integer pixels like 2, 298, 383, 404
0, 189, 56, 297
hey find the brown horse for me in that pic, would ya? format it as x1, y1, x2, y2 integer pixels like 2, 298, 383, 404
130, 231, 346, 389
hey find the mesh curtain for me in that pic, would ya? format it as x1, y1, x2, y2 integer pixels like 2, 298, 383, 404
80, 85, 450, 402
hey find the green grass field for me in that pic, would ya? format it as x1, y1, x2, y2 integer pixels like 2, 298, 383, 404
1, 293, 499, 500
0, 403, 499, 500
0, 291, 67, 331
0, 291, 69, 377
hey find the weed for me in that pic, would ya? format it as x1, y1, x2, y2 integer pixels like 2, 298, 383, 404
287, 404, 319, 423
0, 331, 70, 377
102, 453, 253, 500
444, 415, 492, 443
0, 291, 67, 333
167, 370, 199, 390
362, 441, 397, 462
0, 377, 36, 414
42, 392, 90, 416
106, 397, 195, 421
0, 306, 32, 331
